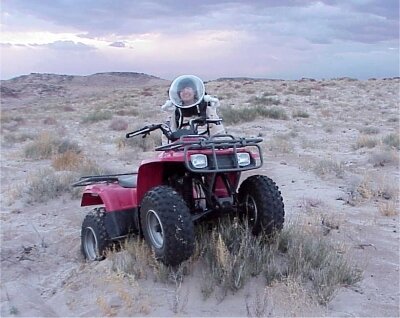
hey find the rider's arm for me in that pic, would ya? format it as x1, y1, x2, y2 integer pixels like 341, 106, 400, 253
203, 95, 220, 109
161, 99, 175, 111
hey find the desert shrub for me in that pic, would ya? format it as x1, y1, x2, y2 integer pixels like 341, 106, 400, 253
81, 111, 113, 123
292, 110, 310, 118
359, 126, 379, 135
221, 105, 288, 124
247, 96, 281, 106
109, 118, 129, 131
57, 139, 81, 154
382, 133, 400, 150
0, 113, 25, 124
26, 168, 77, 203
387, 117, 399, 123
115, 109, 139, 116
268, 134, 294, 153
109, 216, 361, 306
52, 150, 84, 171
258, 106, 288, 120
110, 239, 153, 279
24, 133, 81, 159
277, 223, 362, 305
199, 218, 361, 304
24, 133, 56, 159
140, 88, 153, 96
378, 201, 399, 217
220, 106, 258, 124
197, 219, 271, 299
2, 132, 34, 144
43, 117, 57, 125
347, 175, 398, 204
25, 160, 107, 203
313, 159, 345, 178
369, 149, 399, 167
63, 105, 75, 112
353, 135, 379, 150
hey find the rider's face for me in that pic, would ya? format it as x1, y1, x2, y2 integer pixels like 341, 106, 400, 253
179, 87, 195, 104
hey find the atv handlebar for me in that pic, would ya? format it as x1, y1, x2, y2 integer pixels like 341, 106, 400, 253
125, 117, 223, 141
126, 123, 170, 139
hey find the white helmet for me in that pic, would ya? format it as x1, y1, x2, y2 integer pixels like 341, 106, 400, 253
169, 75, 205, 108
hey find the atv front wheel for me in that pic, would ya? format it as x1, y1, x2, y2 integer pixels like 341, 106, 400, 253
140, 186, 195, 266
238, 175, 285, 235
81, 207, 110, 261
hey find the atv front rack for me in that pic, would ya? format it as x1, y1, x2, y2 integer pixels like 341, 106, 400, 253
156, 134, 264, 173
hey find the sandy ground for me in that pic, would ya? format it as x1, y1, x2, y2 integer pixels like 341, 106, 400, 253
1, 73, 399, 317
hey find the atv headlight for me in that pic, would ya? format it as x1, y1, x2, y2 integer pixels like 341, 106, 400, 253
236, 152, 251, 167
190, 154, 208, 169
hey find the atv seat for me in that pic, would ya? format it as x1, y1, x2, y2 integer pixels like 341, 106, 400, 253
118, 174, 138, 188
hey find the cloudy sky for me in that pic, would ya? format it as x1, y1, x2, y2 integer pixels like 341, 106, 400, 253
1, 0, 398, 80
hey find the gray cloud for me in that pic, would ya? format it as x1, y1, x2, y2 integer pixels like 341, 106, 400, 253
31, 41, 96, 51
1, 0, 398, 80
2, 0, 398, 44
109, 41, 126, 48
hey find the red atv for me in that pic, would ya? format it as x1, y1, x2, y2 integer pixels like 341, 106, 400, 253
73, 118, 284, 266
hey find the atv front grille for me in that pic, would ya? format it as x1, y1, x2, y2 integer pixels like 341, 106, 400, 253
207, 154, 236, 170
181, 134, 262, 173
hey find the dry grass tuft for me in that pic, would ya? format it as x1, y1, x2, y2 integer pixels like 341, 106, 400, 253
26, 168, 77, 203
52, 150, 84, 171
312, 159, 345, 178
110, 239, 153, 279
221, 105, 288, 124
378, 201, 399, 217
292, 110, 310, 118
81, 111, 113, 123
43, 117, 57, 125
2, 132, 34, 145
382, 133, 400, 150
359, 126, 380, 135
353, 135, 379, 150
245, 288, 271, 317
62, 105, 75, 112
347, 174, 399, 205
109, 118, 129, 131
247, 95, 281, 106
369, 149, 399, 167
106, 216, 362, 307
268, 134, 294, 153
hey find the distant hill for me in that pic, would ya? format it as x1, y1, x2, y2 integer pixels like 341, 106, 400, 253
0, 72, 168, 103
2, 72, 165, 86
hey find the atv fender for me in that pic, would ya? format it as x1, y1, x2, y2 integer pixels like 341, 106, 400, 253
136, 161, 164, 204
80, 183, 138, 211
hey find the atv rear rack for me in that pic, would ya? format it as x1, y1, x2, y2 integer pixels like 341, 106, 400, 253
72, 172, 137, 187
156, 134, 264, 173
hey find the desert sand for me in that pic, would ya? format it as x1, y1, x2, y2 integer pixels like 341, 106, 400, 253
1, 73, 399, 317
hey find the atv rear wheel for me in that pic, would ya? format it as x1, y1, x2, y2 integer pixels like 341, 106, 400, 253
238, 175, 284, 235
140, 186, 195, 266
81, 207, 110, 261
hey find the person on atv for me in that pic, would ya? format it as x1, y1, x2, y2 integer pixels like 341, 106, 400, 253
161, 75, 225, 143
